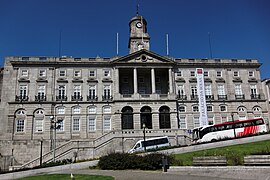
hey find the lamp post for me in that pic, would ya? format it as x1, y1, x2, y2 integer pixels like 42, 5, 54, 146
50, 115, 56, 162
231, 113, 236, 138
40, 137, 43, 166
143, 123, 146, 152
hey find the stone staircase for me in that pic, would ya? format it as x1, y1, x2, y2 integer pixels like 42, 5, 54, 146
18, 129, 189, 169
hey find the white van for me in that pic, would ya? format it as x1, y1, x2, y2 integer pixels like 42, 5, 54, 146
129, 136, 170, 153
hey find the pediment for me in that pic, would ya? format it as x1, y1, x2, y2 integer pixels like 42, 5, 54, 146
111, 49, 175, 65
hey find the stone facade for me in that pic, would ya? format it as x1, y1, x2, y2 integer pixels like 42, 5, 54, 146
0, 14, 269, 168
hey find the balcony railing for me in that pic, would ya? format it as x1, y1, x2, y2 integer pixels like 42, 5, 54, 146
15, 95, 29, 102
102, 95, 113, 101
35, 95, 46, 102
235, 94, 245, 100
205, 95, 214, 100
87, 95, 98, 101
190, 95, 198, 100
218, 95, 227, 100
251, 94, 261, 100
177, 94, 187, 100
56, 95, 67, 101
122, 94, 132, 98
71, 95, 83, 101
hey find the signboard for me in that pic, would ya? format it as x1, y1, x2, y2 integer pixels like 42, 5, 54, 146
196, 68, 208, 127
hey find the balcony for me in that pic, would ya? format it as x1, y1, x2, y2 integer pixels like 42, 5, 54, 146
15, 95, 29, 102
235, 94, 245, 100
251, 94, 261, 100
102, 95, 113, 101
218, 95, 227, 100
205, 95, 214, 100
87, 95, 98, 101
71, 95, 83, 101
177, 94, 187, 100
190, 95, 198, 100
56, 95, 67, 101
35, 95, 46, 102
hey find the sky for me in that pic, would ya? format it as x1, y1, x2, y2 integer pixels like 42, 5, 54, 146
0, 0, 270, 79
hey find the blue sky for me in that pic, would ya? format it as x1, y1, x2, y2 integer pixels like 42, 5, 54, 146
0, 0, 269, 79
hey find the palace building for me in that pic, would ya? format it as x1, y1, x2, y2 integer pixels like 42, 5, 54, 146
0, 13, 268, 169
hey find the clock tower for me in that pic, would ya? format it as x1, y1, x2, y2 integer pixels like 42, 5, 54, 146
128, 15, 150, 54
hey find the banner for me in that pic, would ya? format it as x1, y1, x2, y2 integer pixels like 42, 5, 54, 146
196, 68, 208, 127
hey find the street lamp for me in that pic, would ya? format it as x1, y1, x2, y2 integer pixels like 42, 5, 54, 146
143, 123, 146, 152
231, 113, 236, 138
50, 115, 56, 162
40, 137, 43, 166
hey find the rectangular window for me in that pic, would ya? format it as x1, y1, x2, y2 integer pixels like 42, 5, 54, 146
176, 69, 182, 77
193, 116, 200, 128
19, 85, 28, 97
104, 70, 110, 77
104, 116, 111, 130
56, 119, 64, 131
39, 69, 46, 77
35, 118, 43, 132
179, 116, 187, 129
21, 69, 28, 77
222, 116, 228, 122
249, 71, 254, 77
88, 115, 96, 131
37, 85, 45, 97
204, 71, 209, 77
239, 115, 246, 120
205, 84, 212, 96
177, 85, 185, 95
89, 85, 96, 98
207, 105, 213, 112
89, 106, 96, 114
73, 117, 80, 131
208, 116, 214, 125
89, 70, 96, 77
59, 70, 66, 77
58, 85, 66, 96
103, 85, 111, 98
191, 85, 197, 96
103, 106, 111, 113
217, 71, 222, 77
16, 119, 25, 132
220, 105, 227, 112
193, 106, 199, 112
233, 71, 239, 77
235, 84, 242, 95
138, 77, 144, 83
123, 77, 129, 83
73, 85, 81, 97
217, 84, 225, 95
74, 70, 81, 77
250, 85, 257, 95
190, 71, 195, 77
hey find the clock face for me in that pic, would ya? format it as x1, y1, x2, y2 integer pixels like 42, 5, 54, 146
136, 22, 142, 28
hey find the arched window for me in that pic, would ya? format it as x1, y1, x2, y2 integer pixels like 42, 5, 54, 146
159, 106, 171, 129
15, 109, 26, 133
34, 109, 45, 132
140, 106, 152, 129
121, 106, 133, 129
73, 106, 81, 114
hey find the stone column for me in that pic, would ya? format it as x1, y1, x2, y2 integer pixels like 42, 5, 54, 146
169, 68, 173, 94
151, 68, 156, 94
133, 68, 138, 94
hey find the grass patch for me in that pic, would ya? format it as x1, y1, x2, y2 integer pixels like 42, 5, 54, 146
18, 174, 114, 180
173, 140, 270, 166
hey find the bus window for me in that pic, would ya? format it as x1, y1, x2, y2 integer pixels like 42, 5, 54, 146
255, 119, 264, 125
134, 143, 140, 149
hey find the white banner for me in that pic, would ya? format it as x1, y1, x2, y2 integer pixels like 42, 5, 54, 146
196, 68, 208, 127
